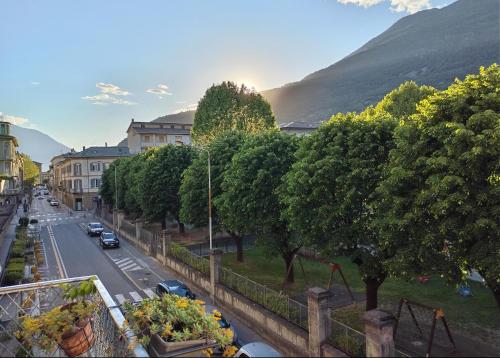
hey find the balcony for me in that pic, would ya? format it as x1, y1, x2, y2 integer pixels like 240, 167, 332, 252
0, 276, 148, 357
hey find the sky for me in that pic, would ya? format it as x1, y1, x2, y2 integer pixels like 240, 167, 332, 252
0, 0, 453, 149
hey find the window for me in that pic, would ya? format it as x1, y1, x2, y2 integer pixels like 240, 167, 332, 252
90, 178, 101, 188
74, 179, 82, 190
170, 125, 174, 129
73, 163, 82, 176
102, 163, 107, 171
143, 135, 151, 142
159, 135, 165, 143
175, 136, 183, 145
90, 162, 101, 172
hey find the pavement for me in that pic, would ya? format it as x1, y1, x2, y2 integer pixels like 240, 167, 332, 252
31, 193, 269, 348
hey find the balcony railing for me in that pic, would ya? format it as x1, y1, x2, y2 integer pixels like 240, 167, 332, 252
0, 276, 148, 357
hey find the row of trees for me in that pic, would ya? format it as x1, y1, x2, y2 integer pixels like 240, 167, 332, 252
101, 65, 499, 310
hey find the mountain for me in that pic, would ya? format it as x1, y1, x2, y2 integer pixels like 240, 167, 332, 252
261, 0, 500, 123
11, 125, 70, 171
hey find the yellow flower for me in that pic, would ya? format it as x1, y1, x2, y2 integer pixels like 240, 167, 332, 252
176, 298, 189, 309
203, 348, 213, 357
212, 309, 221, 317
161, 323, 172, 338
223, 345, 238, 357
223, 328, 234, 341
133, 310, 145, 318
194, 299, 205, 306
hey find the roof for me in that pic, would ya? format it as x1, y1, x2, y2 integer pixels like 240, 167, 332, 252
65, 146, 130, 159
129, 127, 191, 135
279, 121, 321, 130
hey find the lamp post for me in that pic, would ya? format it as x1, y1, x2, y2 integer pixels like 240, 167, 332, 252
113, 165, 118, 232
199, 147, 213, 250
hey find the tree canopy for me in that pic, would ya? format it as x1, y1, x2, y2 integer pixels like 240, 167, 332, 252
376, 64, 500, 307
21, 153, 40, 188
192, 81, 277, 144
139, 145, 196, 230
216, 130, 301, 283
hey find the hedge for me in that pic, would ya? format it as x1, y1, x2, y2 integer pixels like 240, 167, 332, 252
3, 271, 23, 285
7, 262, 25, 273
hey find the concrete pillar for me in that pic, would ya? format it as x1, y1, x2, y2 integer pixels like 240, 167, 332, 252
363, 310, 396, 357
209, 249, 223, 303
112, 209, 118, 231
116, 210, 125, 231
161, 230, 170, 257
135, 219, 143, 243
307, 287, 333, 357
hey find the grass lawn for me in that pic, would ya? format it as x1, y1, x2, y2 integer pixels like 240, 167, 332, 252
221, 247, 500, 334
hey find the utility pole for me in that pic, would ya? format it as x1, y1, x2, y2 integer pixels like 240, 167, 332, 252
207, 150, 212, 250
113, 165, 118, 232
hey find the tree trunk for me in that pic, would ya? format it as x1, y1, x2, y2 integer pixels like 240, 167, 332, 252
161, 220, 167, 230
364, 277, 383, 311
233, 235, 244, 262
283, 254, 295, 284
178, 221, 185, 234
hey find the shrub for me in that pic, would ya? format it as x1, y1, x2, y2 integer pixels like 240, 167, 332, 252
9, 258, 24, 264
7, 262, 25, 273
9, 247, 25, 258
3, 271, 23, 285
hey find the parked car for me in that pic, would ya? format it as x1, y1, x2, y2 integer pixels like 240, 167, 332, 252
87, 222, 104, 236
204, 304, 238, 344
234, 342, 282, 357
49, 200, 59, 206
155, 280, 196, 299
38, 196, 44, 200
99, 232, 120, 249
43, 191, 49, 195
46, 197, 53, 202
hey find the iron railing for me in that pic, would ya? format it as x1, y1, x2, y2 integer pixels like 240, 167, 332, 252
219, 267, 308, 330
0, 276, 148, 357
167, 243, 210, 276
327, 316, 366, 357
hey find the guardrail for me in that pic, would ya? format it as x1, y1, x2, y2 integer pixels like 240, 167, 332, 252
327, 316, 366, 356
167, 243, 210, 276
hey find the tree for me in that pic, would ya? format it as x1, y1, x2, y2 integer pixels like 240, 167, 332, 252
216, 131, 302, 283
139, 145, 196, 231
376, 65, 500, 308
21, 153, 40, 189
180, 131, 247, 261
281, 81, 437, 310
192, 81, 277, 144
123, 152, 152, 218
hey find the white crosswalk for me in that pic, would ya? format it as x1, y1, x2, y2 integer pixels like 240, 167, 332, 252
113, 257, 142, 272
114, 288, 157, 305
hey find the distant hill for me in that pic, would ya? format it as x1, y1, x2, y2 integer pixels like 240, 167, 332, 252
261, 0, 500, 123
11, 125, 69, 171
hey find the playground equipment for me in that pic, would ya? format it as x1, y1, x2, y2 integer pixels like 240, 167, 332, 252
394, 298, 456, 357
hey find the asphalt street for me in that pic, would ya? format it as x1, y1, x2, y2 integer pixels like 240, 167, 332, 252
31, 194, 267, 348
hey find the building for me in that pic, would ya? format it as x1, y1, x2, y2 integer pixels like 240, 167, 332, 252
51, 146, 130, 210
0, 121, 24, 204
127, 119, 192, 154
279, 121, 321, 136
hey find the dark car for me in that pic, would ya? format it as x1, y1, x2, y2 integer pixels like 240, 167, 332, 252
156, 280, 196, 299
87, 222, 104, 236
99, 232, 120, 249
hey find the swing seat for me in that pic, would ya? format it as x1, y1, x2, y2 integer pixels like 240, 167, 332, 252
458, 285, 472, 297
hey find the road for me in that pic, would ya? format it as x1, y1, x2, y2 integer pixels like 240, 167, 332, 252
31, 194, 266, 347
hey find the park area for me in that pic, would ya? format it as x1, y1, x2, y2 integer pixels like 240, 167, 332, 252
222, 247, 500, 356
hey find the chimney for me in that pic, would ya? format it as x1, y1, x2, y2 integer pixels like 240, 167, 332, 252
105, 142, 108, 147
131, 118, 134, 123
83, 146, 86, 151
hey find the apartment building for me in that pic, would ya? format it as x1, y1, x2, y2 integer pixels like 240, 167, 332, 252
279, 121, 320, 136
126, 119, 192, 154
51, 146, 130, 210
0, 121, 24, 204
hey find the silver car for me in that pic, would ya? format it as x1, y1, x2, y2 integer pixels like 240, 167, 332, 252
87, 222, 104, 236
234, 342, 282, 357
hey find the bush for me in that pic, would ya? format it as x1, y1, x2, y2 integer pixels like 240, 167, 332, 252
8, 258, 24, 264
3, 271, 23, 285
18, 217, 29, 227
10, 247, 25, 258
7, 262, 25, 273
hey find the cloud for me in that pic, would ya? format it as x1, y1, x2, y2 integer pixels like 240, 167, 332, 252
337, 0, 431, 13
96, 82, 130, 96
173, 103, 197, 114
81, 93, 135, 105
0, 112, 36, 128
146, 84, 172, 97
31, 81, 40, 86
82, 82, 134, 105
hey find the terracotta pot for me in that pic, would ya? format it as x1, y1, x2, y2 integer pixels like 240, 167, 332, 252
58, 317, 95, 357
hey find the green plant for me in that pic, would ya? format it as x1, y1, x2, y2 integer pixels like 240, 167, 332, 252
4, 271, 23, 285
122, 294, 232, 349
16, 279, 98, 353
7, 262, 25, 273
18, 217, 29, 227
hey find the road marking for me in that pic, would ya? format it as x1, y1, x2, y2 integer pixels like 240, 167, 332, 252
115, 294, 126, 305
47, 225, 68, 279
128, 266, 142, 272
121, 263, 138, 271
117, 259, 133, 268
115, 258, 131, 265
143, 288, 156, 298
129, 291, 142, 302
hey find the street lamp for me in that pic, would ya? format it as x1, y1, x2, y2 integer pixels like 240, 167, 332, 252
200, 148, 213, 250
113, 165, 118, 232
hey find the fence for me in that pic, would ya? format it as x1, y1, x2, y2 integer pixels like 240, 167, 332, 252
186, 236, 256, 257
0, 276, 147, 357
219, 267, 308, 330
327, 316, 366, 357
167, 243, 210, 276
120, 218, 136, 239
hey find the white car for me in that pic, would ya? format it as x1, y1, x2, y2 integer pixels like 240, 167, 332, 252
49, 200, 60, 207
234, 342, 282, 357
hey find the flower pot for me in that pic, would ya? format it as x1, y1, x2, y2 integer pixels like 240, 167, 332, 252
149, 333, 215, 357
58, 317, 95, 357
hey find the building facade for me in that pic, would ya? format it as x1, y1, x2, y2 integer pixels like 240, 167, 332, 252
0, 121, 24, 204
51, 146, 130, 210
127, 119, 192, 154
279, 121, 320, 136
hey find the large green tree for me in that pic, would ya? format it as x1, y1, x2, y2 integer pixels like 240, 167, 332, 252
376, 65, 500, 308
281, 82, 437, 310
180, 131, 247, 261
216, 131, 302, 283
21, 153, 40, 189
192, 81, 277, 144
139, 145, 196, 231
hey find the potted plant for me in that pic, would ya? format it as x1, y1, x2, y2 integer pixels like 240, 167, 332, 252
123, 294, 236, 357
16, 279, 98, 357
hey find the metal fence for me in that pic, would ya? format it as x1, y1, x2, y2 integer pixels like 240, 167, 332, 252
0, 276, 148, 357
167, 243, 210, 276
219, 267, 308, 330
327, 316, 366, 357
120, 219, 136, 238
186, 236, 256, 257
